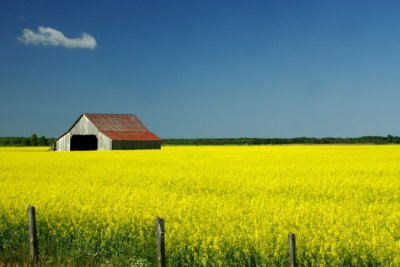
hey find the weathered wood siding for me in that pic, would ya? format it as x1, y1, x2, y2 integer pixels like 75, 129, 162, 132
56, 115, 112, 151
56, 133, 71, 151
112, 140, 161, 150
98, 132, 112, 150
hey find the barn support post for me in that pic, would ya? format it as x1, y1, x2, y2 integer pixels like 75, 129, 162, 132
288, 232, 297, 267
155, 217, 166, 267
27, 204, 39, 263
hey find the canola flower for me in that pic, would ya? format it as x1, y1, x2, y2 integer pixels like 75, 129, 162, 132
0, 146, 399, 266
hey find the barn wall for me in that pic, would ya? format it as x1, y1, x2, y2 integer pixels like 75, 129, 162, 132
56, 115, 112, 151
69, 116, 98, 135
112, 140, 161, 150
98, 132, 112, 150
56, 133, 71, 151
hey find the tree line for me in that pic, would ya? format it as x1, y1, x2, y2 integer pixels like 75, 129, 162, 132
162, 135, 400, 145
0, 134, 56, 147
1, 135, 400, 147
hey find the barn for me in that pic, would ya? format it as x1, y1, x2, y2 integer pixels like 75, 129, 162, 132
55, 113, 161, 151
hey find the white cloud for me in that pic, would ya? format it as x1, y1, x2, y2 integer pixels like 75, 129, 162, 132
18, 26, 97, 50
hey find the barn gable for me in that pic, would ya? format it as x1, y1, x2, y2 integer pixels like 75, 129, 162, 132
55, 113, 160, 151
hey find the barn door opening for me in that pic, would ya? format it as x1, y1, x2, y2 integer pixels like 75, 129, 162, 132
70, 135, 98, 151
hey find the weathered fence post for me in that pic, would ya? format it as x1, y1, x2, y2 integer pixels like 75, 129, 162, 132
27, 204, 39, 263
288, 232, 297, 267
155, 217, 166, 267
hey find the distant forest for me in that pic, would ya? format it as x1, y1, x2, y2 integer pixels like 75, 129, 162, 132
0, 135, 55, 147
1, 135, 400, 147
162, 135, 400, 145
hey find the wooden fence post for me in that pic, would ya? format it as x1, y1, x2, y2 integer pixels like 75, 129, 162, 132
27, 204, 39, 263
288, 232, 297, 267
155, 217, 166, 267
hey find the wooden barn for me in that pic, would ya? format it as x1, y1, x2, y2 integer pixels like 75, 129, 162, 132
55, 113, 161, 151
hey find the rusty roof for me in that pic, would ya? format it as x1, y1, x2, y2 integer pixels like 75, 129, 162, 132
56, 113, 161, 141
84, 113, 160, 141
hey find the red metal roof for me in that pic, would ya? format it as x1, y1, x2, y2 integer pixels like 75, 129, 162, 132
84, 113, 161, 141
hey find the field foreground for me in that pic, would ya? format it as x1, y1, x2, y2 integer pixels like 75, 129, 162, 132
0, 146, 399, 266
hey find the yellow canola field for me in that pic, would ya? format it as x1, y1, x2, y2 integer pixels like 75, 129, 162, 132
0, 146, 399, 266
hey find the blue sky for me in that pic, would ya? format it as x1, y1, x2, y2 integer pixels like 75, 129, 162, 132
1, 0, 400, 138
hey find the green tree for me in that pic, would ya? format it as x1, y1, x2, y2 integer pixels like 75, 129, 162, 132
23, 138, 31, 146
38, 135, 48, 146
31, 134, 38, 146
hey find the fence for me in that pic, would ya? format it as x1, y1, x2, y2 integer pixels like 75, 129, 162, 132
26, 204, 297, 266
